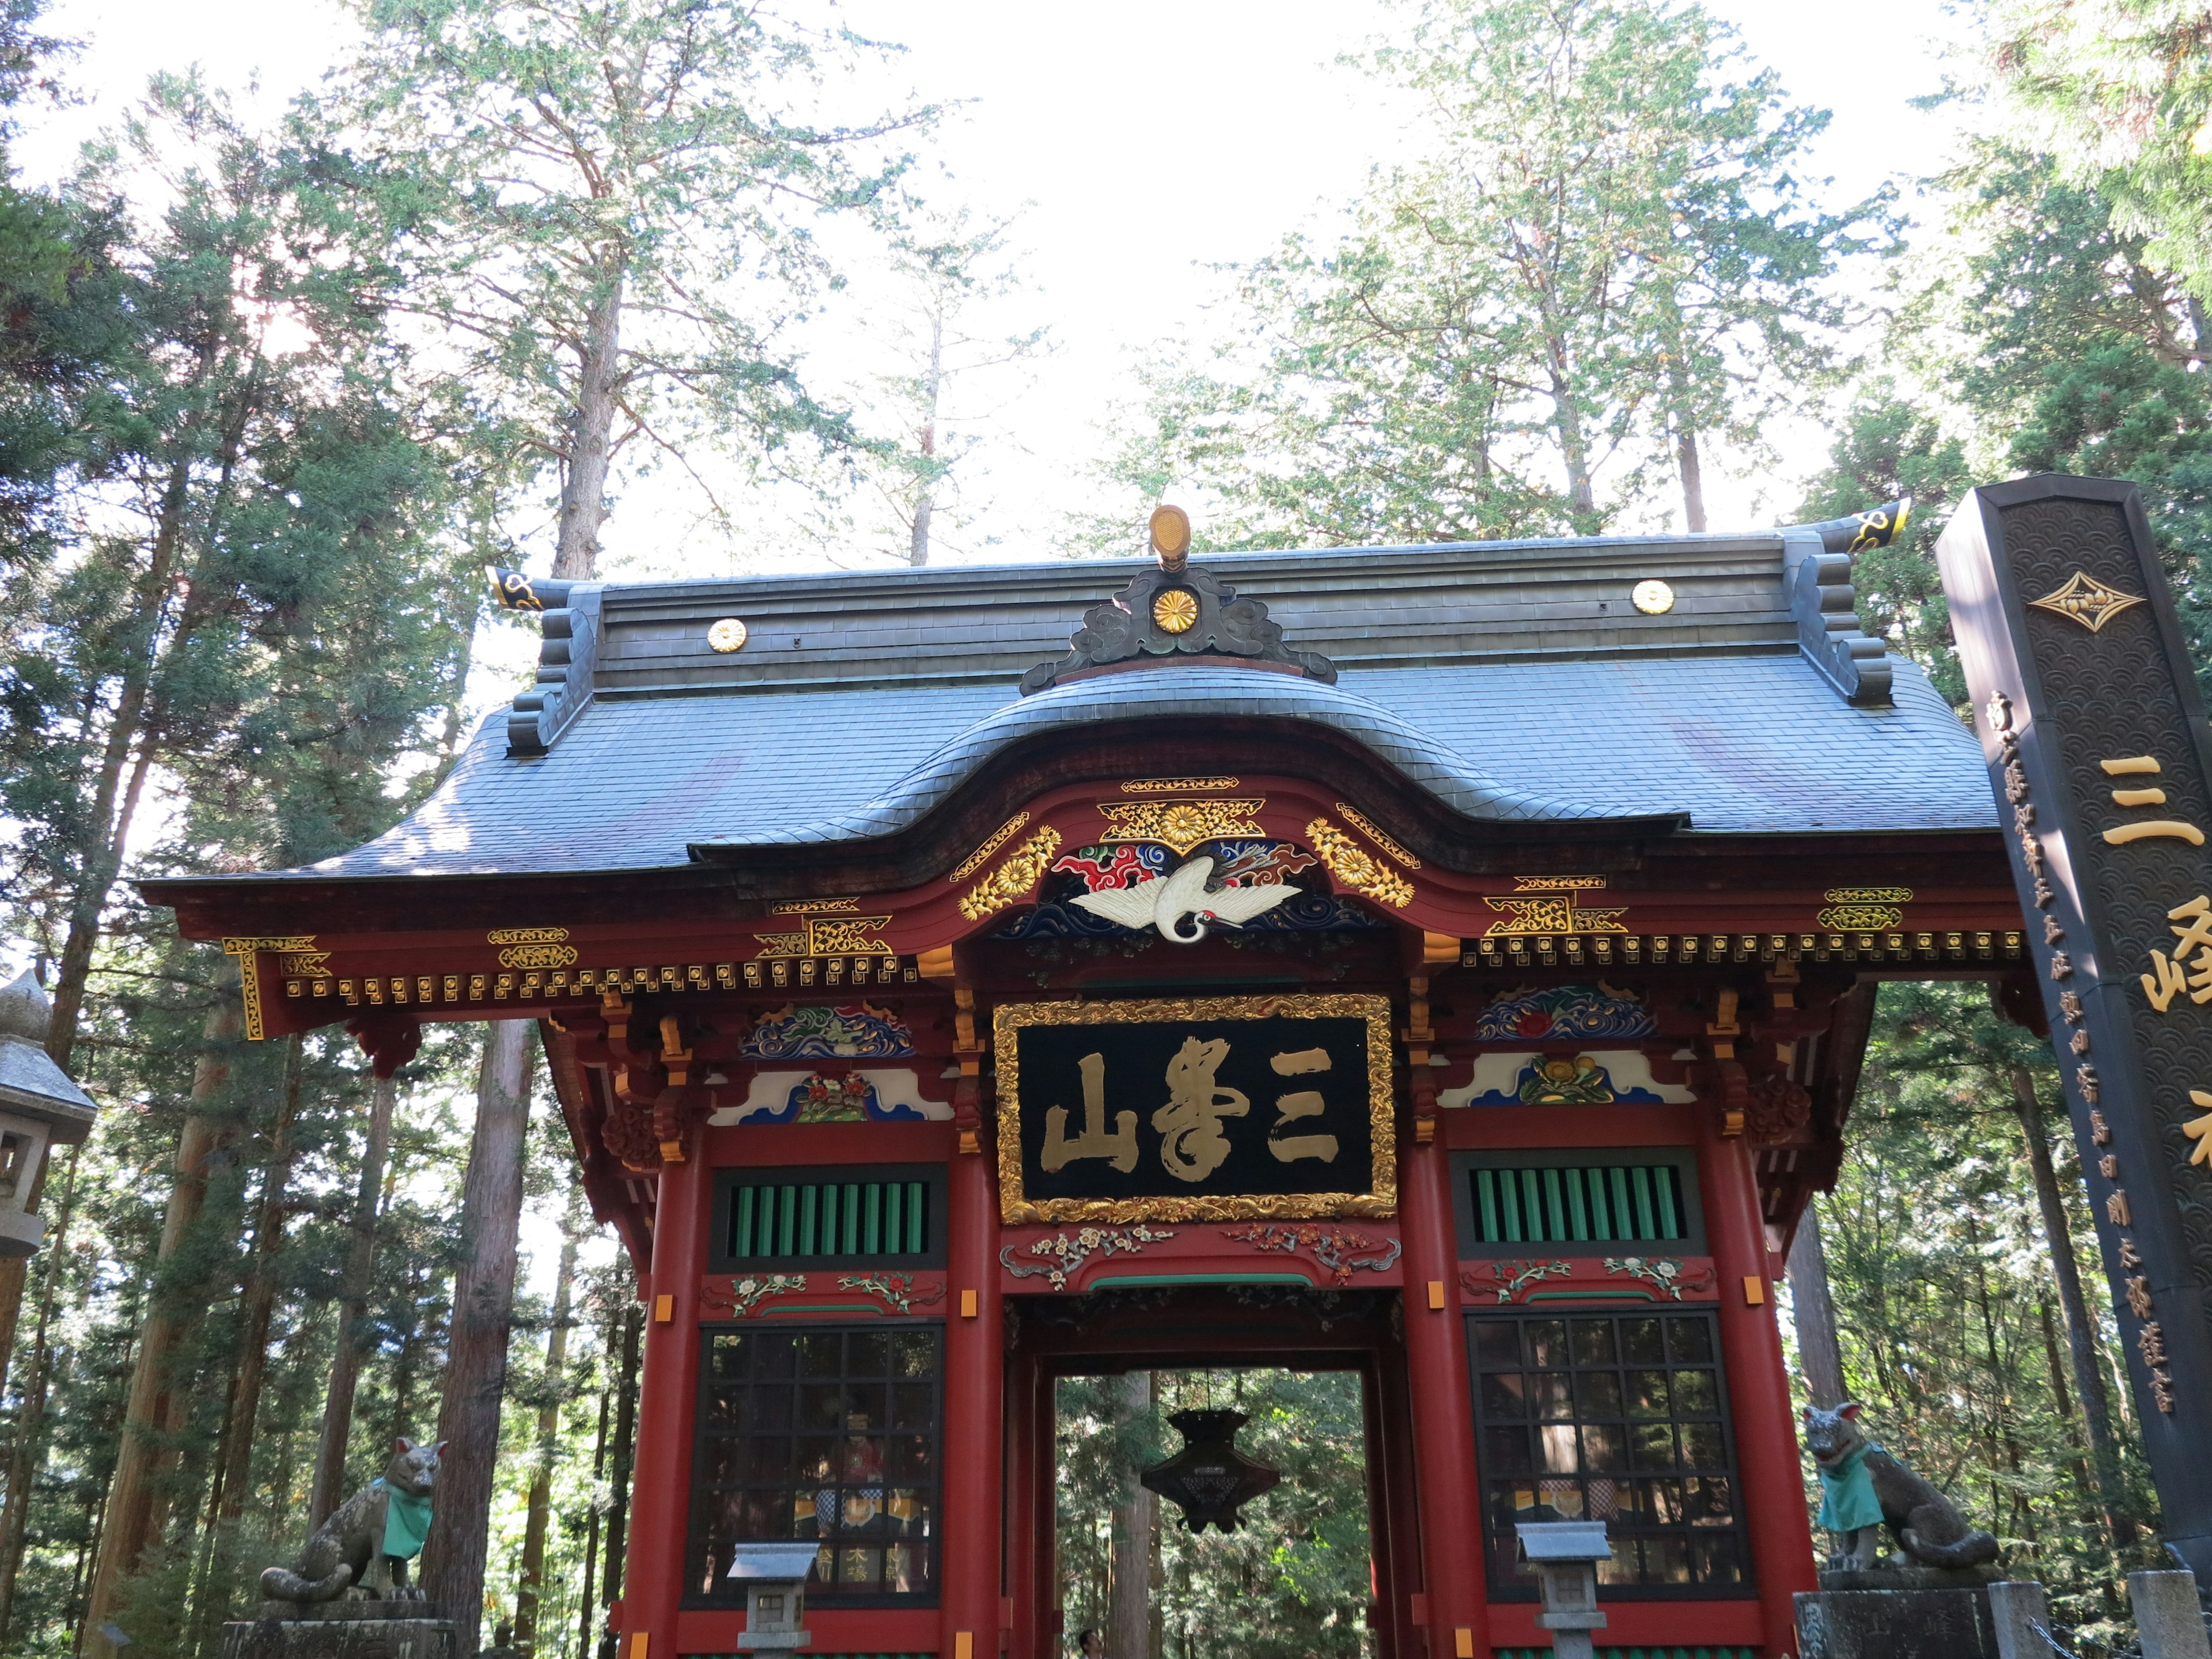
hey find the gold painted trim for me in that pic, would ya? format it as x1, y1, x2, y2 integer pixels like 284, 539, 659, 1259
498, 943, 578, 969
1304, 819, 1414, 908
222, 935, 316, 1041
1334, 804, 1421, 869
1120, 776, 1240, 794
949, 813, 1031, 882
993, 993, 1396, 1224
1098, 798, 1264, 855
768, 897, 861, 915
486, 926, 569, 945
959, 828, 1063, 922
1513, 874, 1607, 892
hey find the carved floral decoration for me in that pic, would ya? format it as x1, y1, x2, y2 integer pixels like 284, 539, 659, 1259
1476, 1260, 1574, 1303
998, 1224, 1179, 1290
702, 1273, 807, 1316
1219, 1224, 1403, 1285
1603, 1256, 1715, 1301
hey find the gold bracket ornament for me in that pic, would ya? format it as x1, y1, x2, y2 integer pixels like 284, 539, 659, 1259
1334, 805, 1420, 868
959, 828, 1064, 922
1816, 886, 1912, 931
1304, 819, 1414, 908
1122, 777, 1239, 795
949, 813, 1031, 882
222, 936, 318, 1041
2028, 570, 2146, 632
1482, 895, 1627, 935
1098, 798, 1264, 855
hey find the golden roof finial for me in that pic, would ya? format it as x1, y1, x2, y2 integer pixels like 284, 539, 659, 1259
1150, 503, 1191, 574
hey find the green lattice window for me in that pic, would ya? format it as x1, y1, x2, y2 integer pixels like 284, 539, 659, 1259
711, 1165, 944, 1270
1453, 1151, 1705, 1257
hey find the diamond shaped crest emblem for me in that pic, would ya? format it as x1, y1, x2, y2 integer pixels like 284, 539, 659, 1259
2027, 569, 2147, 632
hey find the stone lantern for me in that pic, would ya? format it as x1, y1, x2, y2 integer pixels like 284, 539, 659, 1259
726, 1541, 819, 1652
1514, 1519, 1612, 1659
0, 968, 96, 1256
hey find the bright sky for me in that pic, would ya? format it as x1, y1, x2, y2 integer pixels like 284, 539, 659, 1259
14, 0, 1975, 581
10, 0, 1976, 1296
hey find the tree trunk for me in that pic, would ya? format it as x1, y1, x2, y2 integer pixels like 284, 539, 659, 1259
423, 1021, 536, 1659
2006, 1066, 2137, 1544
211, 1037, 305, 1524
1676, 422, 1707, 532
516, 1179, 584, 1654
555, 274, 625, 582
597, 1302, 642, 1659
575, 1382, 611, 1659
1109, 1370, 1152, 1659
909, 307, 944, 567
1785, 1204, 1848, 1408
79, 983, 238, 1653
309, 1073, 398, 1527
0, 1145, 81, 1643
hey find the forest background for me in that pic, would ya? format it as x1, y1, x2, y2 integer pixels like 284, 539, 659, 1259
1, 0, 2209, 1656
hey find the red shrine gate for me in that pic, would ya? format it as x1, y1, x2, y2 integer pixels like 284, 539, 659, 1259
149, 501, 2040, 1658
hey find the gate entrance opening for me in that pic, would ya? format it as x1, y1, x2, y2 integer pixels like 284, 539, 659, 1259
1012, 1289, 1411, 1659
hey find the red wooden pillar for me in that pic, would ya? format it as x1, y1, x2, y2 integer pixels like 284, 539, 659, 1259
618, 1153, 707, 1659
942, 1147, 1005, 1658
1399, 1131, 1488, 1655
1697, 1122, 1817, 1652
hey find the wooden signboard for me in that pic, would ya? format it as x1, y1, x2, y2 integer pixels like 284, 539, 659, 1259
993, 994, 1395, 1222
1938, 475, 2212, 1577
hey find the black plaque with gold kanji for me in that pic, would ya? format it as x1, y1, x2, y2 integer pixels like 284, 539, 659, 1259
992, 994, 1395, 1224
1938, 475, 2212, 1575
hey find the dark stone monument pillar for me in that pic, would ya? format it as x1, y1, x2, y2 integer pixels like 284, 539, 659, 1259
1937, 476, 2212, 1579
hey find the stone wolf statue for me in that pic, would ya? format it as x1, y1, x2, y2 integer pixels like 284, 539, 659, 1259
1801, 1402, 1998, 1571
260, 1438, 444, 1603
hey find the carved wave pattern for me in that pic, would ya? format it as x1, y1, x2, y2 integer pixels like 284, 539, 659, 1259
2004, 496, 2212, 1303
1472, 983, 1656, 1041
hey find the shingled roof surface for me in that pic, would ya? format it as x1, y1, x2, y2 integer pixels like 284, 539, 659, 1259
265, 532, 2001, 881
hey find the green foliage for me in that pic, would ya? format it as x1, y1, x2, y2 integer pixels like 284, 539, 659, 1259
329, 0, 933, 572
1084, 0, 1879, 551
1980, 0, 2212, 307
1056, 1369, 1373, 1659
1797, 982, 2160, 1651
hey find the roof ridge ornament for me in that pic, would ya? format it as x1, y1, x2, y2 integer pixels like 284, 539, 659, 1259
1018, 506, 1337, 695
1779, 498, 1908, 707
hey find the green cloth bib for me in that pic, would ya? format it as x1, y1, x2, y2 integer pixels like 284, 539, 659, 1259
376, 1479, 433, 1560
1815, 1444, 1885, 1533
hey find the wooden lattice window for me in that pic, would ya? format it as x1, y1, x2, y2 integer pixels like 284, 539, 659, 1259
1467, 1308, 1752, 1600
688, 1323, 942, 1607
710, 1164, 945, 1271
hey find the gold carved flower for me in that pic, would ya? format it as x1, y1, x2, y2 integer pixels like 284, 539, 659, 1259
1152, 588, 1199, 633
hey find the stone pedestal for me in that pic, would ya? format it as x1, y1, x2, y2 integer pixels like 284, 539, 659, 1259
1796, 1569, 2003, 1659
219, 1602, 458, 1659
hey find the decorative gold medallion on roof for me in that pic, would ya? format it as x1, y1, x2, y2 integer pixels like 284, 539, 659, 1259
1020, 509, 1335, 694
707, 617, 749, 652
2028, 570, 2146, 632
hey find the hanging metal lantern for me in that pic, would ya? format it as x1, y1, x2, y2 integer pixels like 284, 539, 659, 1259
1139, 1407, 1281, 1535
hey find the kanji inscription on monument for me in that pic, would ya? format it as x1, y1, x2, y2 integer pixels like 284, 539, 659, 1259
1938, 475, 2212, 1577
993, 994, 1395, 1223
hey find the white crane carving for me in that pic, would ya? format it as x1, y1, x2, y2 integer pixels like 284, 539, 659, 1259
1069, 857, 1298, 942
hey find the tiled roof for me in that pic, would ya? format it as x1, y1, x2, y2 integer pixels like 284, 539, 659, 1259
210, 530, 1999, 883
275, 654, 1990, 881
